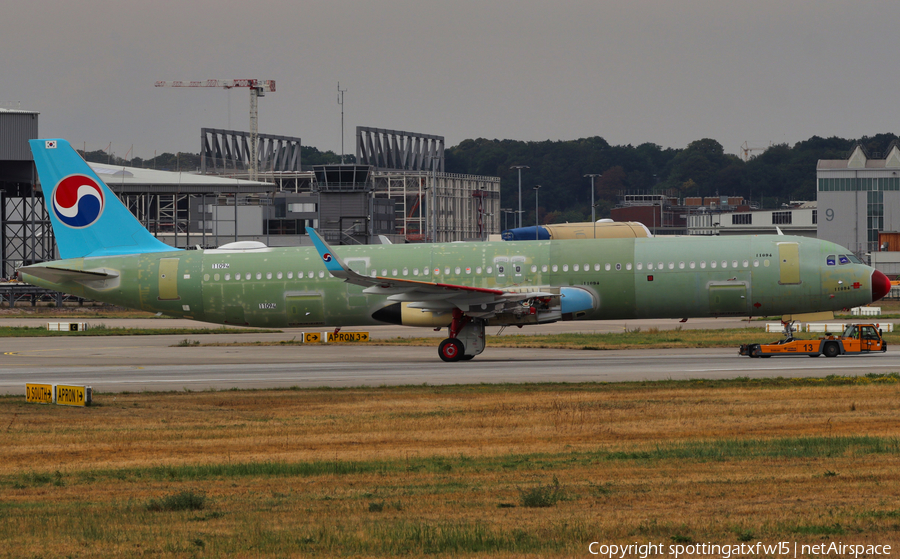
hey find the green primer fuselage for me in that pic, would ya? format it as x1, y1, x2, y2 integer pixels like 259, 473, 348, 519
21, 235, 876, 328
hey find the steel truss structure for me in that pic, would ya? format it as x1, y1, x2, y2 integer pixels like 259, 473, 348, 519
372, 171, 500, 243
1, 191, 54, 278
357, 127, 444, 172
200, 128, 302, 176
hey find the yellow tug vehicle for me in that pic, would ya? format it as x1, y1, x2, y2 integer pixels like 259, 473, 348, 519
740, 324, 887, 358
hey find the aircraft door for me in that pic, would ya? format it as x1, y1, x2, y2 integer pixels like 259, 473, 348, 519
708, 282, 748, 315
158, 258, 181, 301
493, 256, 509, 286
778, 242, 801, 285
285, 292, 325, 326
512, 256, 526, 280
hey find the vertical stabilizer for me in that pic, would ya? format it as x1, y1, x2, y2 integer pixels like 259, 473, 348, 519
29, 139, 176, 259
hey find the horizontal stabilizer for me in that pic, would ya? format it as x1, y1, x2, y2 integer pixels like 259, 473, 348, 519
19, 265, 118, 284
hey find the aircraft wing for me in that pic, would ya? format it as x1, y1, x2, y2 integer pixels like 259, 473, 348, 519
306, 227, 552, 314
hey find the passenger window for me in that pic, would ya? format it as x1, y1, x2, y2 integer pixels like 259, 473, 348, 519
605, 263, 611, 271
562, 264, 568, 272
732, 261, 738, 268
225, 273, 231, 280
288, 272, 293, 279
444, 268, 450, 275
266, 272, 272, 280
308, 272, 314, 279
531, 265, 537, 273
318, 271, 325, 278
277, 272, 282, 279
403, 268, 409, 276
616, 263, 622, 271
455, 267, 461, 275
574, 264, 580, 272
594, 264, 600, 271
637, 263, 643, 270
552, 265, 558, 272
487, 266, 493, 274
392, 269, 398, 276
658, 262, 663, 270
721, 260, 728, 268
701, 262, 707, 269
711, 261, 717, 268
626, 263, 632, 270
477, 267, 483, 274
689, 261, 695, 269
647, 263, 653, 270
668, 262, 674, 270
413, 268, 419, 276
214, 274, 220, 281
466, 267, 472, 274
742, 260, 748, 268
753, 260, 759, 267
542, 265, 548, 273
826, 255, 836, 266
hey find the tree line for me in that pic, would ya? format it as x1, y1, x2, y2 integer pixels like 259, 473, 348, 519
81, 132, 899, 225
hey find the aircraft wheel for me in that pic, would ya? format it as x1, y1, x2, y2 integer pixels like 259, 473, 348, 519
460, 354, 475, 361
883, 343, 888, 353
823, 342, 839, 358
438, 338, 464, 362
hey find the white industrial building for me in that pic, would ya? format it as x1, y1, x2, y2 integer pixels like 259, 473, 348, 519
687, 203, 817, 237
817, 142, 900, 274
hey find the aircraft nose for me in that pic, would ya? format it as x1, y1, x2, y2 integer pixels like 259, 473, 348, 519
871, 269, 891, 302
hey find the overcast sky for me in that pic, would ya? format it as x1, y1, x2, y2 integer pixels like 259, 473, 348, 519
4, 1, 898, 161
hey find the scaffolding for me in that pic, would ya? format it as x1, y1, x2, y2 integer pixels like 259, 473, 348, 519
1, 191, 54, 277
372, 171, 500, 243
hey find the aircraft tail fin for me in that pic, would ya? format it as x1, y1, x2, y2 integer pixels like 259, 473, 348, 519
29, 139, 176, 259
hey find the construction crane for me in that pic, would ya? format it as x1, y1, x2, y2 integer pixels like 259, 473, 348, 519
740, 141, 768, 162
154, 79, 276, 181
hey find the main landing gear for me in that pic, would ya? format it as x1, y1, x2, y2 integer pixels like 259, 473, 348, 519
439, 308, 486, 362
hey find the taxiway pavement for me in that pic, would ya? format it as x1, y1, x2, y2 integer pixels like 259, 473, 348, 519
0, 318, 896, 394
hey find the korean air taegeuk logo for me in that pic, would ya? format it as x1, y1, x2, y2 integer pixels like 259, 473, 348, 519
52, 175, 105, 228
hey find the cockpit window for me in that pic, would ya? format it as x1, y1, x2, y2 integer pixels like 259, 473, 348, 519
847, 254, 862, 264
826, 255, 836, 266
838, 255, 851, 265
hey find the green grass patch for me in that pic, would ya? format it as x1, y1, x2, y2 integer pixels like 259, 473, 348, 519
146, 490, 207, 512
0, 325, 277, 337
9, 435, 892, 488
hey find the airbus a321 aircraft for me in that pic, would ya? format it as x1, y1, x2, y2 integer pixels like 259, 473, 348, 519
20, 139, 891, 362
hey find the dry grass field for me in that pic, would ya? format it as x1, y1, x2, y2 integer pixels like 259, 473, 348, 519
2, 377, 900, 557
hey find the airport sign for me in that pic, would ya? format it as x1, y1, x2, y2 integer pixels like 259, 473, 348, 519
26, 383, 54, 404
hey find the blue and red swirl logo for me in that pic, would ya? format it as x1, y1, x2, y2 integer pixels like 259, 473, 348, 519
322, 253, 333, 263
52, 175, 105, 228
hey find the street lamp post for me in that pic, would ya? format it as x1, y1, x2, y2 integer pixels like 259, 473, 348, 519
500, 208, 513, 231
510, 165, 529, 229
533, 185, 541, 241
584, 173, 601, 238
